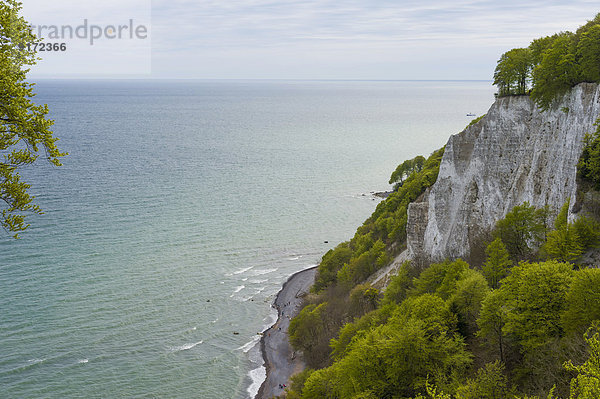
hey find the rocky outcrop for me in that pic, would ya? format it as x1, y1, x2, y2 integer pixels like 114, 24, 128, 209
407, 83, 600, 264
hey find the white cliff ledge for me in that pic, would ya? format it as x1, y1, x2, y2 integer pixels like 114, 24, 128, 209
408, 83, 600, 264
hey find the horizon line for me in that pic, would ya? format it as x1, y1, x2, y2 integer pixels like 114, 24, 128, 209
30, 77, 494, 83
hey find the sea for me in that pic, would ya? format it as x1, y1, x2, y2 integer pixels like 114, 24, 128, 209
0, 80, 495, 398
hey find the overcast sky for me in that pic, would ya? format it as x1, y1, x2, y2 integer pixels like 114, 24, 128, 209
23, 0, 600, 79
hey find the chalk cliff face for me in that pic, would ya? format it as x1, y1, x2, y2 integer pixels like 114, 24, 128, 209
407, 83, 600, 263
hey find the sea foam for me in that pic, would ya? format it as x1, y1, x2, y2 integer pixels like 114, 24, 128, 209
169, 340, 203, 352
236, 335, 261, 353
249, 278, 268, 284
226, 266, 254, 276
230, 285, 245, 297
250, 268, 277, 276
247, 365, 266, 398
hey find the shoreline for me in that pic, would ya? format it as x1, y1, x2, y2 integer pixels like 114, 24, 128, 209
255, 266, 318, 399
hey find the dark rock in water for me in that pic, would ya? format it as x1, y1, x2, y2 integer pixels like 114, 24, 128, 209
374, 191, 393, 198
206, 299, 210, 302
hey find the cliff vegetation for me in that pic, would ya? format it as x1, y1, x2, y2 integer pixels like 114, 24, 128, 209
283, 14, 600, 399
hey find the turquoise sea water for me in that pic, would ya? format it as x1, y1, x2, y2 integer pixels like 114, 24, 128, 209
0, 80, 495, 398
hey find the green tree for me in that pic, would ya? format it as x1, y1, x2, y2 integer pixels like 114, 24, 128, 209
545, 227, 584, 262
301, 366, 340, 399
479, 261, 575, 363
544, 200, 584, 262
544, 200, 599, 262
0, 0, 66, 237
529, 35, 559, 66
555, 200, 571, 231
493, 50, 517, 96
562, 269, 600, 335
577, 24, 600, 83
410, 259, 470, 301
494, 202, 548, 261
389, 155, 426, 189
421, 382, 454, 399
455, 361, 512, 399
289, 303, 328, 355
501, 261, 574, 350
477, 289, 510, 362
410, 261, 449, 296
337, 239, 388, 289
313, 244, 353, 292
330, 305, 393, 362
381, 260, 414, 306
348, 284, 379, 317
449, 269, 490, 337
284, 368, 315, 399
396, 294, 457, 335
572, 215, 600, 250
494, 48, 533, 96
565, 323, 600, 398
482, 238, 512, 289
578, 122, 600, 189
530, 33, 580, 110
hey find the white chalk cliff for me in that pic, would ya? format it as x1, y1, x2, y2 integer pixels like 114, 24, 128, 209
407, 83, 600, 263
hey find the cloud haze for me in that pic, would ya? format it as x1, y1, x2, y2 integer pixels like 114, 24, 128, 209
24, 0, 600, 79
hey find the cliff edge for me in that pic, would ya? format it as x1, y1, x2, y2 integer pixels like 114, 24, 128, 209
408, 83, 600, 265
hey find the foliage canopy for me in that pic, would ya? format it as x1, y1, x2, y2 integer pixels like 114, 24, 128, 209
0, 0, 66, 237
493, 13, 600, 110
